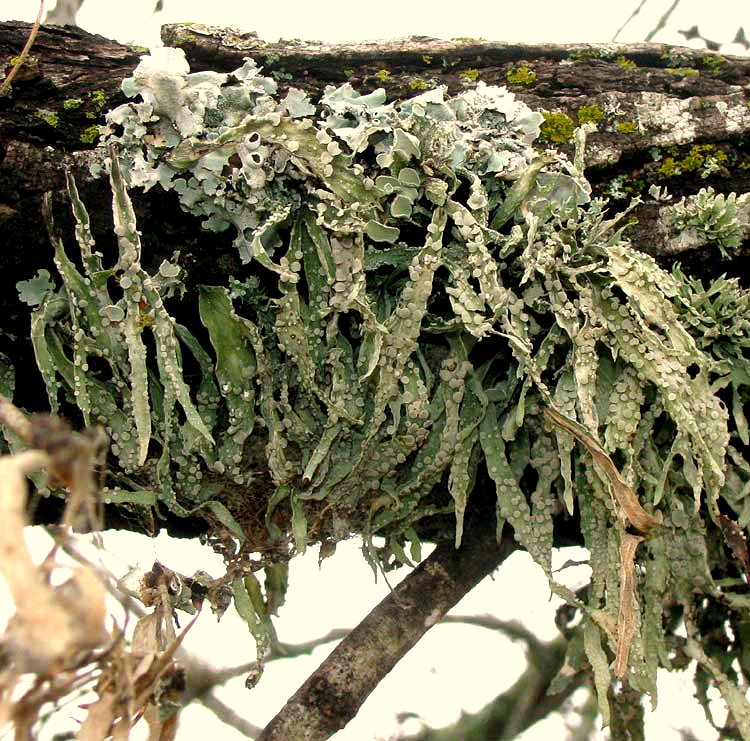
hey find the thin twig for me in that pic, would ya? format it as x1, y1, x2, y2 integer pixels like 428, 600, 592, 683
0, 0, 44, 97
201, 693, 263, 738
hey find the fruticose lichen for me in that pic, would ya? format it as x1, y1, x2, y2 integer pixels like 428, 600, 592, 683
16, 46, 750, 732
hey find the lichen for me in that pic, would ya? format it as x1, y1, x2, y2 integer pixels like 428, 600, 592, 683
17, 46, 750, 730
657, 185, 750, 256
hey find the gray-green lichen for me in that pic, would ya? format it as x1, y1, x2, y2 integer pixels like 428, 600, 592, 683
656, 185, 750, 255
16, 46, 750, 731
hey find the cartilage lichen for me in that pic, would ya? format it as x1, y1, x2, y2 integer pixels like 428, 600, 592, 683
16, 45, 750, 730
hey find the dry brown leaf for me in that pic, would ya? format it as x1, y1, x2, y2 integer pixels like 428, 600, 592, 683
614, 533, 643, 679
543, 406, 662, 533
0, 450, 108, 674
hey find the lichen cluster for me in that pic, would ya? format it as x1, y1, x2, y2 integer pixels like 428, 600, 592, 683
16, 46, 750, 731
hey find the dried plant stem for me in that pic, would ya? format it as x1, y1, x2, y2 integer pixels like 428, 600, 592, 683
0, 0, 44, 97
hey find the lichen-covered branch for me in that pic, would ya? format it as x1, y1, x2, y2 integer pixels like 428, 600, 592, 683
2, 28, 750, 739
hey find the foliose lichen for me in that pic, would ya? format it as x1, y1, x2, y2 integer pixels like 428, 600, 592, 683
16, 46, 750, 729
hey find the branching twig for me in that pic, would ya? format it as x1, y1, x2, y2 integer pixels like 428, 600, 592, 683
258, 517, 516, 740
201, 693, 263, 738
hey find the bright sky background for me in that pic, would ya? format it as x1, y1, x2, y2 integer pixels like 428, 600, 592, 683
2, 0, 750, 51
2, 0, 749, 739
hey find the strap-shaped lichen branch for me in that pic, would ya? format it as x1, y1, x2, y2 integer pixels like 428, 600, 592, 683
9, 43, 750, 736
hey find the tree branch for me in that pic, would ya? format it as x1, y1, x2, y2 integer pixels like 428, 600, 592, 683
406, 632, 582, 740
200, 693, 263, 739
257, 518, 516, 740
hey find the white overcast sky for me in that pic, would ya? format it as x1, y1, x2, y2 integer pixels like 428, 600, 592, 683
3, 0, 750, 51
1, 1, 748, 740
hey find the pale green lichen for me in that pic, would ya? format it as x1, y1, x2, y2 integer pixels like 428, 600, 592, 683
657, 186, 750, 256
17, 46, 750, 731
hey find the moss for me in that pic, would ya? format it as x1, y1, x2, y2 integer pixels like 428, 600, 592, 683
459, 68, 480, 82
702, 54, 726, 72
567, 49, 605, 63
505, 64, 537, 86
577, 104, 604, 125
343, 69, 354, 78
409, 79, 429, 91
79, 125, 101, 144
422, 55, 432, 65
540, 111, 575, 144
657, 157, 678, 178
667, 67, 699, 77
63, 98, 83, 110
374, 69, 392, 83
35, 109, 60, 128
656, 144, 729, 179
615, 55, 636, 69
617, 120, 638, 134
90, 89, 108, 113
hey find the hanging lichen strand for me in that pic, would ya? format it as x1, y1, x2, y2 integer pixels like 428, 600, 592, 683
18, 46, 750, 730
